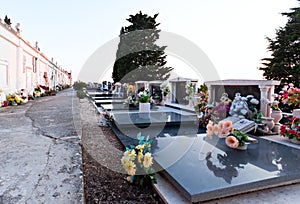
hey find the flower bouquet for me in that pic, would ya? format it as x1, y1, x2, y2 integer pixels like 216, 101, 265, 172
206, 120, 256, 150
226, 130, 249, 150
206, 120, 233, 139
121, 133, 156, 186
280, 117, 300, 144
161, 83, 170, 97
184, 81, 194, 101
280, 84, 300, 107
137, 90, 150, 103
246, 95, 259, 120
6, 93, 23, 105
277, 83, 300, 112
268, 100, 281, 111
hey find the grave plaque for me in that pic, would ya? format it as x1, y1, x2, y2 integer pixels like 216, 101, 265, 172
222, 116, 255, 133
154, 134, 300, 203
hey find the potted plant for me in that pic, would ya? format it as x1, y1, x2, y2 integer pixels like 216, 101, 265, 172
137, 90, 150, 112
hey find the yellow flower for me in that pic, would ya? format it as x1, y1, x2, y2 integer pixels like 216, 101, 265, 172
137, 151, 143, 163
129, 149, 136, 161
135, 144, 144, 151
123, 160, 136, 176
143, 152, 153, 168
121, 156, 129, 166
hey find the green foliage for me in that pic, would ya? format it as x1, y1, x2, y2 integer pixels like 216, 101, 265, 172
259, 2, 300, 88
198, 84, 208, 93
112, 11, 174, 83
76, 90, 86, 99
230, 130, 248, 146
73, 81, 87, 91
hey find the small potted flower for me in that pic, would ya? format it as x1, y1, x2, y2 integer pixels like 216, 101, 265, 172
137, 90, 150, 112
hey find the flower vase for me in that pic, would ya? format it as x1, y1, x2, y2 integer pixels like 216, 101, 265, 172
139, 102, 150, 112
271, 110, 282, 133
293, 109, 300, 118
261, 117, 274, 132
188, 99, 193, 107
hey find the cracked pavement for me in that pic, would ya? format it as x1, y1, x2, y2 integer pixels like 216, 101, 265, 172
0, 89, 83, 204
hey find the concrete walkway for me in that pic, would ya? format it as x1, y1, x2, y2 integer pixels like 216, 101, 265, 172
0, 89, 83, 204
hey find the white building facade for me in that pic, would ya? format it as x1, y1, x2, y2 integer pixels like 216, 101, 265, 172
0, 19, 71, 93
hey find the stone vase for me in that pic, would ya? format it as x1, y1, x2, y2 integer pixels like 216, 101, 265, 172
271, 110, 283, 124
139, 102, 150, 112
261, 117, 275, 132
271, 110, 283, 133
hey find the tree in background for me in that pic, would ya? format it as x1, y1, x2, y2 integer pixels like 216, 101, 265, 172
112, 12, 173, 83
259, 1, 300, 88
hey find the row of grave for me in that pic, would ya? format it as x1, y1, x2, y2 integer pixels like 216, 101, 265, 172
88, 90, 300, 203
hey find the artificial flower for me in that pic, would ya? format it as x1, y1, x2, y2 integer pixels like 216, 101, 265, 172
225, 136, 239, 149
121, 133, 156, 185
280, 117, 300, 141
123, 160, 136, 176
143, 152, 153, 168
137, 90, 150, 103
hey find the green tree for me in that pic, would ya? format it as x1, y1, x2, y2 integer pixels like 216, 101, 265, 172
259, 1, 300, 88
112, 11, 173, 83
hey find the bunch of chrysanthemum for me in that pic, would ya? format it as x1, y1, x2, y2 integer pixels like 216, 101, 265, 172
121, 133, 156, 185
280, 117, 300, 141
206, 120, 233, 139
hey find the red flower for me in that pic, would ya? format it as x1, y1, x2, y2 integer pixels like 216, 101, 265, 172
280, 125, 286, 134
288, 129, 296, 135
297, 132, 300, 139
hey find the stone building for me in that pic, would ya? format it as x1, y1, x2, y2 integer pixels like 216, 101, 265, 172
0, 17, 71, 93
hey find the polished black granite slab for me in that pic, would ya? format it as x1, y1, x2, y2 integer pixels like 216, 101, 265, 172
94, 99, 124, 105
113, 111, 196, 128
89, 92, 112, 97
153, 134, 300, 202
100, 104, 159, 111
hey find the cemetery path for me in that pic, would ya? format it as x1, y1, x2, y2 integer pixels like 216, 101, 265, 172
0, 89, 83, 204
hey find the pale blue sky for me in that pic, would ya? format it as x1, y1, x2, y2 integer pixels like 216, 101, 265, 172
1, 0, 299, 82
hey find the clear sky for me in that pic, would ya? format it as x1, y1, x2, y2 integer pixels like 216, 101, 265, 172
1, 0, 299, 83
